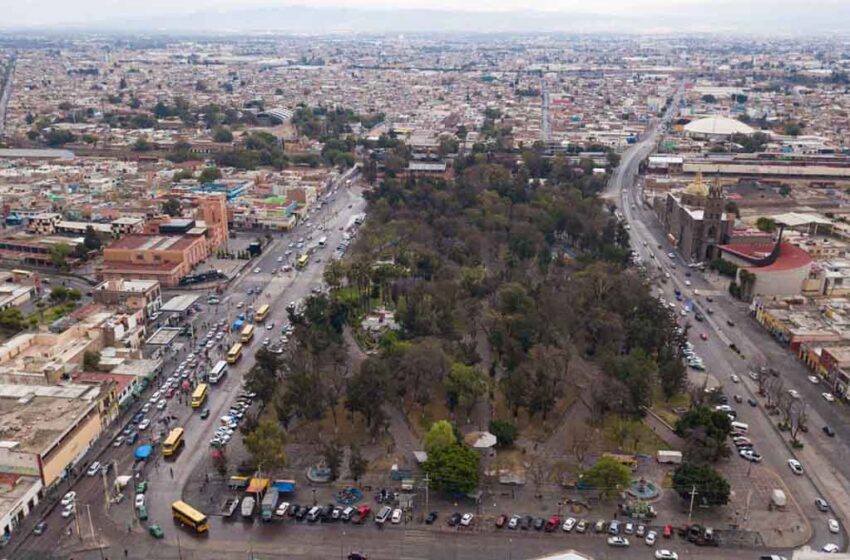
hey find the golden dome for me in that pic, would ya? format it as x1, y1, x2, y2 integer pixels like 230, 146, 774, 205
685, 172, 708, 197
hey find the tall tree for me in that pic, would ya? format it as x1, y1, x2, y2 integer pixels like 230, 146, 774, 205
244, 419, 287, 472
444, 362, 487, 418
582, 456, 631, 500
424, 420, 457, 454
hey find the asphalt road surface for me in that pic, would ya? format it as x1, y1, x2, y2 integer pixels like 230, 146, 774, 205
608, 84, 847, 553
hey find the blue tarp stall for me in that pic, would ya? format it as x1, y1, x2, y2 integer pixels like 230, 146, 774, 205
134, 444, 153, 461
232, 318, 245, 332
272, 479, 297, 493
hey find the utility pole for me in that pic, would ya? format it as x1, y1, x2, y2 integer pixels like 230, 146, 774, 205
687, 484, 697, 523
102, 465, 110, 511
423, 473, 430, 514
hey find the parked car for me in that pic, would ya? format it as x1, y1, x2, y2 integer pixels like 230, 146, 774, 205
646, 530, 659, 545
391, 509, 402, 524
822, 544, 840, 553
655, 551, 679, 560
544, 515, 560, 532
86, 462, 102, 476
507, 515, 520, 530
823, 425, 836, 437
460, 513, 474, 527
829, 519, 840, 534
495, 514, 507, 528
61, 491, 76, 507
816, 498, 830, 512
562, 517, 577, 532
447, 512, 462, 527
33, 521, 47, 535
135, 494, 146, 509
575, 520, 589, 533
533, 517, 545, 531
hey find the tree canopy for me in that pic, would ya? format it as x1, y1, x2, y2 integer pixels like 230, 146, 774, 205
423, 442, 480, 495
424, 420, 457, 454
582, 455, 631, 500
672, 462, 730, 506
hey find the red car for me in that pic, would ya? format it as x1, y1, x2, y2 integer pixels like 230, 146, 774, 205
663, 524, 674, 538
495, 513, 507, 528
700, 333, 708, 340
544, 515, 561, 532
351, 505, 371, 524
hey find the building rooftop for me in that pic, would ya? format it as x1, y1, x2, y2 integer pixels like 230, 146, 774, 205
0, 384, 100, 454
106, 234, 197, 252
721, 241, 813, 272
161, 294, 199, 313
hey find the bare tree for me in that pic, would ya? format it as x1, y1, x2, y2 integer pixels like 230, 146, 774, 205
778, 391, 794, 426
569, 423, 595, 470
765, 377, 784, 409
789, 400, 807, 445
526, 457, 549, 493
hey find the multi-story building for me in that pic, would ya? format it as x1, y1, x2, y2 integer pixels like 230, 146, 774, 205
653, 175, 735, 263
91, 278, 162, 319
98, 234, 207, 287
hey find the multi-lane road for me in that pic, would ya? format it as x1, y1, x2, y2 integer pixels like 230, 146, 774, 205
13, 176, 367, 559
610, 84, 850, 553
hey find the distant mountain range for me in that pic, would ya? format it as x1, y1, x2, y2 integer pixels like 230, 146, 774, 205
7, 1, 850, 36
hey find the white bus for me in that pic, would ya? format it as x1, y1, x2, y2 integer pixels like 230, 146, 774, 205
318, 236, 328, 247
209, 360, 227, 384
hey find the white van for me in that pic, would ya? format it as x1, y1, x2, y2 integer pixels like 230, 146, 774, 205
731, 421, 749, 434
375, 505, 392, 525
307, 506, 322, 523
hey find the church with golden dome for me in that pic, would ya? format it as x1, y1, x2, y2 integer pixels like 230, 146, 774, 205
653, 172, 737, 262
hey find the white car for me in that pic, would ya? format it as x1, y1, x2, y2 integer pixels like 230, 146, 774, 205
829, 518, 840, 534
508, 515, 520, 529
607, 536, 629, 547
788, 459, 804, 475
808, 375, 820, 384
86, 462, 101, 476
823, 392, 836, 402
562, 517, 576, 532
655, 551, 678, 560
788, 389, 800, 399
253, 267, 262, 274
731, 374, 740, 383
645, 530, 657, 545
391, 508, 402, 524
113, 435, 124, 447
61, 491, 76, 507
61, 505, 75, 518
276, 502, 290, 517
156, 399, 167, 410
460, 513, 474, 526
684, 280, 691, 287
135, 494, 145, 509
138, 419, 151, 431
823, 544, 840, 553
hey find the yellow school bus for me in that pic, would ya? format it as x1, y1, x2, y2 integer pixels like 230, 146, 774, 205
254, 304, 270, 323
171, 500, 209, 533
191, 383, 208, 408
162, 427, 184, 457
227, 343, 243, 364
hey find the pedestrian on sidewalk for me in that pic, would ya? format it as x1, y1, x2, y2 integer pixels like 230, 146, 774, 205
169, 467, 173, 479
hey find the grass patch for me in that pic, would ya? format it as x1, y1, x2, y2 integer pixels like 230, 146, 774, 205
31, 302, 77, 324
650, 388, 690, 427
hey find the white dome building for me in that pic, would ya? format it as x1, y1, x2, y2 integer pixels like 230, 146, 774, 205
684, 116, 755, 140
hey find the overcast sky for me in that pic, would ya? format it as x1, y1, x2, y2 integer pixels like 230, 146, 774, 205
6, 0, 850, 29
